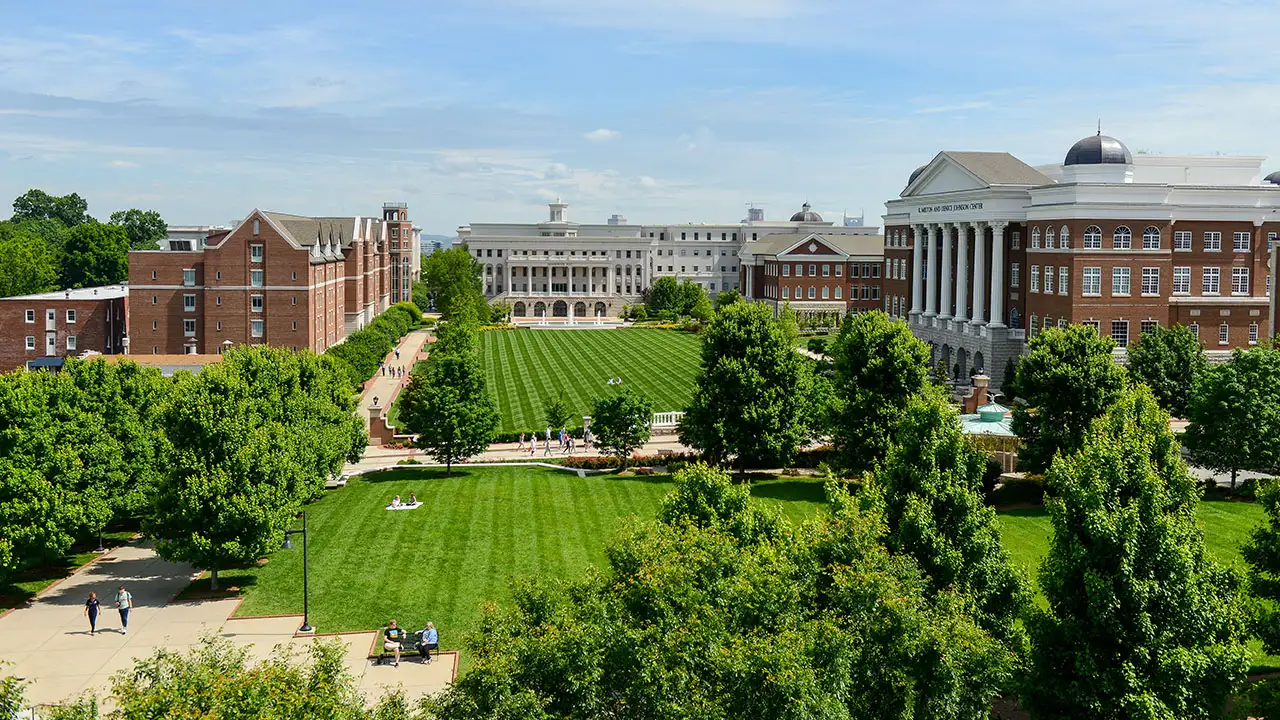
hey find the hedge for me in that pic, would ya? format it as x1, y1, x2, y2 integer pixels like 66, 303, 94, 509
325, 302, 422, 388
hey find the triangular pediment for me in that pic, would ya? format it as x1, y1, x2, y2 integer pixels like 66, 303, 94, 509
776, 233, 847, 257
901, 153, 989, 197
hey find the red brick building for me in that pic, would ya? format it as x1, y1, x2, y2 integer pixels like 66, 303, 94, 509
0, 285, 128, 372
738, 230, 885, 320
129, 204, 413, 355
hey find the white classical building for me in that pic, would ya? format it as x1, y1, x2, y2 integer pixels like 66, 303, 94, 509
458, 200, 839, 318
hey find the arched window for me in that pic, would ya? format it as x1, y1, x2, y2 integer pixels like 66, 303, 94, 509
1083, 225, 1103, 249
1045, 226, 1056, 248
822, 287, 830, 299
1143, 226, 1161, 250
1059, 224, 1070, 248
1113, 226, 1132, 249
1031, 227, 1041, 248
808, 286, 816, 299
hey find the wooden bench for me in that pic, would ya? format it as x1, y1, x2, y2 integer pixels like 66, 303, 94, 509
371, 629, 441, 665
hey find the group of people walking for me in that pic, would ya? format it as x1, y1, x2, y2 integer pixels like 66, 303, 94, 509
83, 585, 133, 636
516, 426, 592, 456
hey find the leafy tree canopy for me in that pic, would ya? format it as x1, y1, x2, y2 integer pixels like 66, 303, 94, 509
1184, 344, 1280, 488
0, 227, 59, 297
108, 208, 168, 251
590, 388, 653, 466
423, 246, 485, 321
1126, 323, 1206, 419
543, 391, 572, 430
11, 189, 93, 227
399, 350, 498, 473
60, 222, 130, 288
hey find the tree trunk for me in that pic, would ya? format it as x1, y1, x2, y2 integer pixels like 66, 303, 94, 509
446, 458, 452, 476
210, 568, 220, 592
1231, 467, 1238, 490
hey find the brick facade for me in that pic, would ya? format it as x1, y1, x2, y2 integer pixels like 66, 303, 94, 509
0, 287, 128, 372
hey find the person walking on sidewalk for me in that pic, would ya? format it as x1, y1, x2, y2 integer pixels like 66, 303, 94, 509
517, 432, 526, 451
84, 591, 99, 635
114, 585, 133, 635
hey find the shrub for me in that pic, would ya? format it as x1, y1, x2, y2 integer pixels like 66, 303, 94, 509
324, 303, 422, 387
631, 305, 648, 322
987, 475, 1045, 507
1233, 476, 1269, 500
656, 310, 678, 323
807, 337, 829, 355
634, 467, 655, 476
396, 458, 421, 465
563, 456, 621, 470
667, 460, 689, 474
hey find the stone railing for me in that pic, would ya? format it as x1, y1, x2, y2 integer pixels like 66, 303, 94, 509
651, 411, 684, 435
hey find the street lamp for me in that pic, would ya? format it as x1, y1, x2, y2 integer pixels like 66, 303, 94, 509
281, 510, 313, 633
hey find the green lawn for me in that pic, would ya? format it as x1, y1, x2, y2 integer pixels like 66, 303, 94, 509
478, 328, 701, 434
0, 527, 138, 610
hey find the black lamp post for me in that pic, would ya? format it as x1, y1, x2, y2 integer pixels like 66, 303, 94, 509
281, 510, 313, 633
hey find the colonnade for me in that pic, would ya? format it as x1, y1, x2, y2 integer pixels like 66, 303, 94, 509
493, 263, 647, 297
910, 221, 1007, 328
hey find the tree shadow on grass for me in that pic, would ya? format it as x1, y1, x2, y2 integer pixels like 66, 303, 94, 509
748, 479, 827, 505
172, 570, 260, 603
996, 506, 1050, 520
360, 467, 478, 483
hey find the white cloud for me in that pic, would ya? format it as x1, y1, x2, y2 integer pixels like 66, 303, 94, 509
109, 159, 139, 168
543, 162, 574, 179
584, 128, 620, 142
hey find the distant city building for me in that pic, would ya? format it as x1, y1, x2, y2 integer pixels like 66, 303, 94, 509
842, 212, 866, 227
882, 134, 1280, 388
0, 285, 128, 372
607, 214, 627, 225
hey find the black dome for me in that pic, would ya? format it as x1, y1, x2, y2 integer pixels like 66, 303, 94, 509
1265, 171, 1280, 185
790, 202, 822, 222
908, 164, 927, 184
1064, 133, 1132, 166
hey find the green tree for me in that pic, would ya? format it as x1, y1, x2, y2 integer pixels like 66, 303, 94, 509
1024, 385, 1249, 719
543, 391, 573, 431
422, 246, 484, 321
1244, 479, 1280, 661
1011, 324, 1127, 474
1126, 323, 1206, 419
108, 208, 167, 250
11, 189, 92, 227
590, 388, 652, 467
399, 352, 498, 474
688, 292, 713, 322
869, 388, 1029, 649
60, 222, 130, 288
713, 288, 742, 310
828, 310, 931, 475
411, 278, 432, 313
679, 302, 814, 470
1000, 355, 1021, 402
147, 347, 364, 589
0, 228, 59, 297
644, 275, 681, 314
1184, 345, 1280, 489
676, 279, 706, 315
430, 465, 1012, 719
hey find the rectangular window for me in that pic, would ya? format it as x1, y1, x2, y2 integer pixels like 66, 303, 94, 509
151, 270, 157, 280
251, 320, 264, 338
1204, 232, 1222, 251
822, 286, 830, 299
809, 264, 817, 277
183, 319, 196, 337
183, 294, 196, 312
1233, 231, 1250, 252
1250, 322, 1259, 344
808, 286, 816, 299
822, 264, 830, 277
253, 219, 260, 234
1058, 266, 1069, 295
66, 309, 76, 323
25, 309, 35, 323
1082, 267, 1101, 296
1111, 320, 1130, 348
251, 269, 264, 287
251, 295, 264, 312
1044, 265, 1054, 294
834, 286, 842, 299
1141, 267, 1160, 295
152, 320, 157, 330
1011, 231, 1021, 250
1173, 266, 1191, 294
871, 264, 881, 279
216, 295, 222, 305
1141, 320, 1158, 335
1029, 315, 1039, 339
183, 269, 195, 286
782, 287, 790, 299
1174, 231, 1192, 251
782, 264, 790, 277
1189, 322, 1199, 339
1011, 262, 1020, 288
1232, 267, 1250, 294
1203, 267, 1220, 294
1219, 322, 1230, 345
1030, 265, 1040, 292
1112, 267, 1131, 296
66, 336, 76, 351
851, 264, 861, 278
26, 336, 35, 350
216, 320, 222, 331
250, 244, 263, 261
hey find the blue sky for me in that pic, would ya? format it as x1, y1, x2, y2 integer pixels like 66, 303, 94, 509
1, 0, 1277, 234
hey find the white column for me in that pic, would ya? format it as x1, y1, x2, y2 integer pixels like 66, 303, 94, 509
989, 222, 1007, 328
1270, 233, 1278, 341
954, 222, 969, 322
911, 224, 925, 315
939, 223, 954, 320
970, 224, 986, 325
608, 266, 615, 296
924, 224, 938, 316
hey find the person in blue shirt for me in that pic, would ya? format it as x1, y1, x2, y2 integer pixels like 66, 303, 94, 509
419, 621, 439, 662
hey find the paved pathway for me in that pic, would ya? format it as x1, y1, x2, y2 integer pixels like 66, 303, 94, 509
346, 435, 693, 475
0, 542, 454, 708
359, 328, 432, 432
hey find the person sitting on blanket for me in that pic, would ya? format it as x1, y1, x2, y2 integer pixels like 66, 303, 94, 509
409, 492, 418, 505
384, 619, 404, 666
390, 495, 402, 508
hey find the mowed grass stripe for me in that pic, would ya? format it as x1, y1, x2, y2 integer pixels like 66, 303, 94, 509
479, 329, 701, 433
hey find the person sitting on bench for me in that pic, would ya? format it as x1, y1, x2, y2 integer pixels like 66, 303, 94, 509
384, 619, 404, 666
418, 621, 439, 661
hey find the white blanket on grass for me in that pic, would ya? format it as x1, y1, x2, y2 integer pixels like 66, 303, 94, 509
385, 502, 423, 511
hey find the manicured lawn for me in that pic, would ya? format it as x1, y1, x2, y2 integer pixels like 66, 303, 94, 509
477, 328, 701, 434
0, 527, 138, 611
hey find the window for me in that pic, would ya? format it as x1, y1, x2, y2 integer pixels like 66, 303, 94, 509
66, 336, 76, 351
1141, 267, 1160, 295
1011, 231, 1021, 250
822, 264, 830, 277
1143, 226, 1161, 249
152, 295, 157, 305
834, 286, 842, 299
782, 287, 790, 299
1234, 231, 1250, 252
183, 269, 195, 286
809, 264, 816, 277
1111, 320, 1130, 347
251, 295, 264, 312
183, 294, 196, 312
1113, 226, 1132, 249
1082, 267, 1101, 295
851, 264, 861, 279
151, 320, 157, 330
808, 286, 816, 299
64, 309, 76, 323
1083, 225, 1103, 249
1031, 227, 1041, 248
1189, 322, 1199, 339
1058, 266, 1069, 295
1045, 226, 1055, 248
822, 287, 830, 299
1204, 231, 1222, 251
1219, 322, 1230, 345
216, 320, 222, 331
251, 270, 264, 287
1060, 224, 1070, 248
252, 219, 260, 234
25, 309, 34, 323
1011, 262, 1021, 288
251, 320, 264, 338
1203, 267, 1220, 294
1250, 322, 1260, 345
1082, 320, 1100, 335
26, 336, 35, 350
1232, 267, 1250, 294
292, 295, 297, 305
871, 264, 881, 279
835, 264, 842, 277
183, 319, 196, 337
1173, 267, 1191, 294
1029, 315, 1039, 339
1030, 265, 1040, 292
782, 264, 790, 277
216, 295, 222, 305
1141, 320, 1158, 335
1112, 267, 1131, 296
250, 244, 263, 261
1044, 266, 1054, 294
292, 321, 298, 332
1174, 231, 1192, 251
216, 271, 222, 281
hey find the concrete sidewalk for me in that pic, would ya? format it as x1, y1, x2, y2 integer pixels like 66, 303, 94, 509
0, 542, 454, 707
347, 435, 694, 475
360, 328, 432, 433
